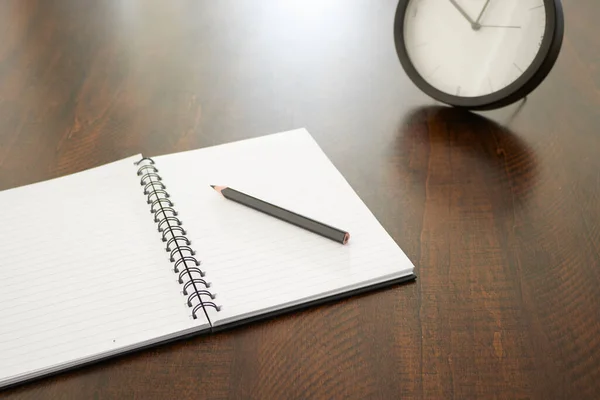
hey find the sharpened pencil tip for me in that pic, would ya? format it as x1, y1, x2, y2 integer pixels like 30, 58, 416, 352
210, 185, 216, 189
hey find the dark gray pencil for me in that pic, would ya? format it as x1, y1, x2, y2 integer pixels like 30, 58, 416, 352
210, 185, 350, 245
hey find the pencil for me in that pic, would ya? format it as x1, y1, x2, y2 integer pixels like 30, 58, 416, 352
210, 185, 350, 245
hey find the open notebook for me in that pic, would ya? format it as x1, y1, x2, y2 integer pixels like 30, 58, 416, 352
0, 128, 416, 389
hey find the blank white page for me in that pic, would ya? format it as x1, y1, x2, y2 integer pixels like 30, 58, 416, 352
153, 129, 415, 327
0, 156, 209, 389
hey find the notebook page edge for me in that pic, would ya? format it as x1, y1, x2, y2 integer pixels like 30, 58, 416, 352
149, 128, 309, 161
211, 269, 415, 327
0, 323, 211, 390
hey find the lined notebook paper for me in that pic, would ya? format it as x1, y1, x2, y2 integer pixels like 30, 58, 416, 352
154, 129, 415, 326
0, 128, 415, 389
0, 157, 209, 389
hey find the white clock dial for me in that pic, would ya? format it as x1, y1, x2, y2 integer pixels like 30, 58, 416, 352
404, 0, 547, 98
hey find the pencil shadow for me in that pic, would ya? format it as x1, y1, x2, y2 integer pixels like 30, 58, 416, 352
395, 105, 539, 213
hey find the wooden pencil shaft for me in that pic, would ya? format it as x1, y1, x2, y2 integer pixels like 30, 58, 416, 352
221, 187, 349, 244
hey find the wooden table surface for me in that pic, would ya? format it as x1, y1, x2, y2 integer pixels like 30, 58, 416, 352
1, 0, 599, 399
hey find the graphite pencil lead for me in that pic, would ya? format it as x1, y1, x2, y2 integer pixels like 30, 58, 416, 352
210, 185, 216, 189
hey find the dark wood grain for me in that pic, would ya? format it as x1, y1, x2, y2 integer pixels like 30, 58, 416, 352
1, 0, 599, 399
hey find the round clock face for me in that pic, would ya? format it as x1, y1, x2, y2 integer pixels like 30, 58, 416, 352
395, 0, 564, 110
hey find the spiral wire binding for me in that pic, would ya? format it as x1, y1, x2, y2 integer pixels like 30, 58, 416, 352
134, 157, 220, 320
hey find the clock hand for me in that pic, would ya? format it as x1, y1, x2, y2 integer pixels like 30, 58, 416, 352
448, 0, 476, 26
480, 25, 521, 28
475, 0, 492, 24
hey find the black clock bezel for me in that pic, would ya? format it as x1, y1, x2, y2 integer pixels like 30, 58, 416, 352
393, 0, 564, 111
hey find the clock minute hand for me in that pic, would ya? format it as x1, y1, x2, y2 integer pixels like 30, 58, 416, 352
475, 0, 492, 24
448, 0, 476, 26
